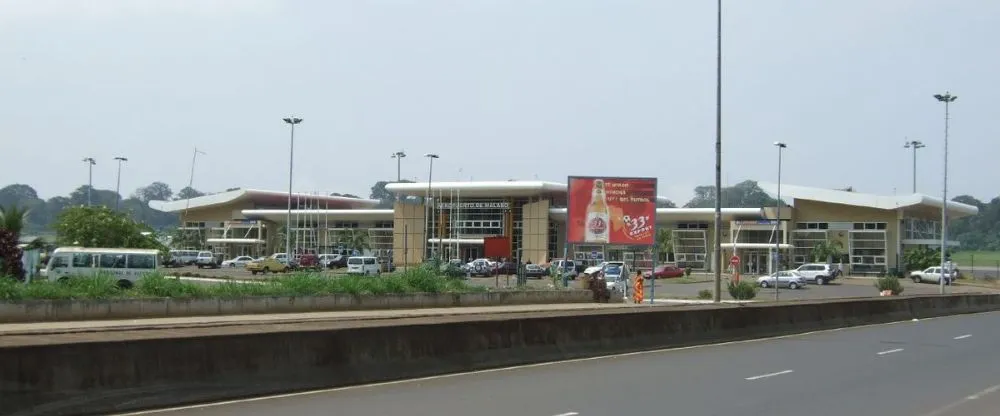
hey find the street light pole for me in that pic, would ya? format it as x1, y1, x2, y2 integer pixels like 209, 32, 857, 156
424, 154, 439, 260
934, 92, 957, 295
283, 117, 303, 260
773, 142, 787, 302
82, 157, 96, 206
391, 151, 407, 182
113, 156, 128, 211
712, 0, 723, 303
903, 139, 925, 194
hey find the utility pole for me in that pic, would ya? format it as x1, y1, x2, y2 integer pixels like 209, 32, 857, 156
903, 139, 925, 194
424, 153, 439, 260
82, 157, 96, 206
934, 92, 957, 295
712, 0, 723, 302
114, 156, 128, 211
283, 117, 303, 260
773, 142, 787, 301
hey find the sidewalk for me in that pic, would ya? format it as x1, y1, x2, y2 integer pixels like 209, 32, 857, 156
0, 302, 637, 336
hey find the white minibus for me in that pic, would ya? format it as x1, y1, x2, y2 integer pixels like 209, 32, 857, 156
45, 247, 160, 288
346, 256, 380, 276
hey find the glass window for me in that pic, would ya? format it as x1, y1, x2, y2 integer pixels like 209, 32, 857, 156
72, 253, 93, 268
99, 254, 126, 268
363, 258, 376, 265
819, 223, 829, 230
50, 256, 69, 268
127, 254, 156, 269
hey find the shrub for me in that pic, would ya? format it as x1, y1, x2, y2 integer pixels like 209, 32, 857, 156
874, 275, 904, 295
727, 280, 757, 300
684, 267, 692, 277
697, 289, 713, 300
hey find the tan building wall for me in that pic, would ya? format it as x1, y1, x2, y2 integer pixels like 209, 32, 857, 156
791, 199, 901, 268
392, 202, 426, 265
521, 199, 550, 265
178, 201, 254, 224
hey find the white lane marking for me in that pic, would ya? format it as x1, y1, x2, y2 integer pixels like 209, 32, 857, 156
877, 348, 904, 355
745, 369, 794, 381
954, 334, 972, 340
552, 413, 579, 416
920, 383, 1000, 416
111, 311, 1000, 415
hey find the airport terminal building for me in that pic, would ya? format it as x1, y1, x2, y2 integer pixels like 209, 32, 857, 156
149, 181, 978, 275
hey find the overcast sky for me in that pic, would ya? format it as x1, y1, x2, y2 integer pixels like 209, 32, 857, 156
2, 0, 997, 203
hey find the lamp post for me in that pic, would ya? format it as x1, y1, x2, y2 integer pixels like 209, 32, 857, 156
773, 142, 787, 302
934, 92, 957, 295
82, 157, 96, 206
712, 0, 724, 303
283, 117, 303, 259
113, 156, 128, 211
391, 151, 406, 182
903, 139, 925, 193
424, 153, 439, 260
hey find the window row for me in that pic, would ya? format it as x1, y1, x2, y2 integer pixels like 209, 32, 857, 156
50, 253, 157, 270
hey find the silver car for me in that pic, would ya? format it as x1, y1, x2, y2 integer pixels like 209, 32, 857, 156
757, 270, 806, 289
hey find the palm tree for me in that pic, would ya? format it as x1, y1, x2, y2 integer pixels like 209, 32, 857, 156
654, 228, 673, 262
0, 204, 29, 239
811, 240, 844, 263
336, 229, 371, 253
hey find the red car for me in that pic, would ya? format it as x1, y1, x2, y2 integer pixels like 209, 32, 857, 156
644, 265, 685, 279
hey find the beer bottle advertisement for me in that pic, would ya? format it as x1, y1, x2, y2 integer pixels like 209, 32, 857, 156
566, 176, 657, 246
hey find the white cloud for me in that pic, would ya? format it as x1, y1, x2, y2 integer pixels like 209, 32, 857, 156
0, 0, 280, 20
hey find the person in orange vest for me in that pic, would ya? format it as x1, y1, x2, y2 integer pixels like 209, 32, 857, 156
633, 269, 644, 304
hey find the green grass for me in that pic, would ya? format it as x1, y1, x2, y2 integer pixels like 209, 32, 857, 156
951, 251, 1000, 266
0, 268, 488, 301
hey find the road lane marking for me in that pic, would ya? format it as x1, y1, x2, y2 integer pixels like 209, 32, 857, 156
920, 383, 1000, 416
552, 413, 579, 416
953, 334, 972, 340
112, 311, 1000, 415
877, 348, 904, 355
745, 370, 794, 381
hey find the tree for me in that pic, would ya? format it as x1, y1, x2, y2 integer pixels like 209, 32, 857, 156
683, 180, 782, 208
134, 181, 173, 202
370, 180, 413, 208
169, 227, 206, 250
69, 186, 120, 207
175, 187, 205, 200
0, 204, 29, 280
654, 228, 673, 261
810, 240, 843, 263
903, 246, 947, 272
53, 206, 161, 249
656, 199, 677, 208
0, 204, 29, 237
335, 229, 371, 253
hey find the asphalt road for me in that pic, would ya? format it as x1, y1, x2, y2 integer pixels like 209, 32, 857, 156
125, 311, 1000, 416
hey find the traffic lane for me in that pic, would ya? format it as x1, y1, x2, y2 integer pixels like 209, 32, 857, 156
137, 312, 1000, 416
650, 278, 989, 300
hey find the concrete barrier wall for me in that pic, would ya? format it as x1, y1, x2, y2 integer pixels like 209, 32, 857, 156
0, 290, 592, 323
3, 294, 999, 416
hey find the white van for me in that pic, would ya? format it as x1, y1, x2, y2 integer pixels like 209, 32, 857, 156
45, 247, 160, 288
169, 249, 199, 266
346, 256, 380, 276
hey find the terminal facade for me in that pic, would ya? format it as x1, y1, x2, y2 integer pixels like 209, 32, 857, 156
149, 181, 978, 275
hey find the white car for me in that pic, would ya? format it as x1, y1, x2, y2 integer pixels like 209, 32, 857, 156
910, 267, 955, 285
221, 256, 255, 268
793, 263, 841, 285
603, 264, 630, 293
584, 261, 624, 276
757, 270, 806, 289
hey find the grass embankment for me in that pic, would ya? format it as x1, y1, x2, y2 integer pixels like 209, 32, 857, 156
0, 269, 485, 301
951, 251, 1000, 266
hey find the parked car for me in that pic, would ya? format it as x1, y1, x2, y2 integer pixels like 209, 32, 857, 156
221, 256, 254, 268
296, 253, 323, 271
346, 256, 380, 276
319, 253, 348, 269
644, 265, 685, 279
246, 257, 288, 275
757, 270, 806, 289
603, 264, 629, 293
910, 267, 955, 285
793, 263, 840, 285
549, 258, 578, 280
524, 264, 547, 278
495, 261, 518, 275
466, 259, 495, 277
584, 261, 626, 277
194, 251, 220, 269
168, 250, 200, 266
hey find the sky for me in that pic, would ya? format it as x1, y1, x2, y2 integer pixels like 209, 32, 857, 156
2, 0, 998, 204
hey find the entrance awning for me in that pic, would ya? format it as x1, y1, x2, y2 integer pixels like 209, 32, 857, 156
721, 243, 795, 250
427, 238, 485, 245
207, 238, 266, 244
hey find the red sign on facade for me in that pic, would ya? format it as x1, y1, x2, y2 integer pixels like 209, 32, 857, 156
567, 176, 657, 246
730, 255, 741, 266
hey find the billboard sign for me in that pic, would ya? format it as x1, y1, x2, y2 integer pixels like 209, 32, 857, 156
567, 176, 657, 246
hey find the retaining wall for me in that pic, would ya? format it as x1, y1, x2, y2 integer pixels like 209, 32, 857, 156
0, 290, 592, 323
3, 294, 999, 416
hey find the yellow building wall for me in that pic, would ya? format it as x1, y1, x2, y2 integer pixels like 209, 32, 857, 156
521, 199, 550, 265
393, 202, 426, 266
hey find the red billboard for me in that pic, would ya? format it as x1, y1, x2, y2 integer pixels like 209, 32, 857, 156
567, 176, 657, 246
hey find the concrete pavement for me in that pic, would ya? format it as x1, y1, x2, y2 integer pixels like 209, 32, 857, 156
119, 311, 1000, 416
